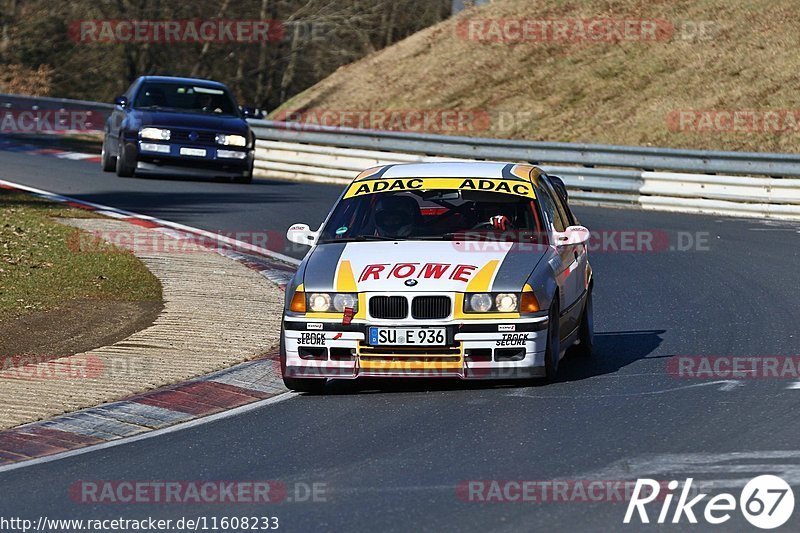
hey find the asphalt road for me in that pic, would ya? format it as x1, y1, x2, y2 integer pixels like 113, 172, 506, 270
1, 146, 799, 531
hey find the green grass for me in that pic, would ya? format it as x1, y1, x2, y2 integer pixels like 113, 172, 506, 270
0, 192, 162, 321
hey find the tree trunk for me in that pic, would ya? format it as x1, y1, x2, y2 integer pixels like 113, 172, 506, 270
190, 0, 231, 78
279, 21, 302, 103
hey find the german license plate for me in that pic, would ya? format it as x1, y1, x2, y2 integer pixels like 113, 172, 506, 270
180, 147, 206, 157
368, 327, 446, 346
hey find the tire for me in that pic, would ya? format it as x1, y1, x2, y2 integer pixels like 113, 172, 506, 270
233, 161, 254, 184
100, 136, 116, 172
279, 324, 327, 394
574, 288, 594, 358
233, 172, 252, 184
115, 136, 136, 177
544, 298, 561, 382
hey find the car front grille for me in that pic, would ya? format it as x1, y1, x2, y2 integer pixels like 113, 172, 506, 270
369, 296, 408, 319
171, 129, 217, 145
411, 296, 451, 319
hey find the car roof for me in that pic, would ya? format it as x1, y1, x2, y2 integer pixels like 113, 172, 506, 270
137, 76, 229, 89
353, 162, 543, 182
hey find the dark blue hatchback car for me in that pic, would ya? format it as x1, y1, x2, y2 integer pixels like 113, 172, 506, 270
102, 76, 256, 183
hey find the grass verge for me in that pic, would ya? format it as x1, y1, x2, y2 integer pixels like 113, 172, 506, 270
0, 191, 162, 321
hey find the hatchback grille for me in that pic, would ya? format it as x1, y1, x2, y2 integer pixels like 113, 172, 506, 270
411, 296, 451, 319
172, 129, 217, 145
369, 296, 408, 319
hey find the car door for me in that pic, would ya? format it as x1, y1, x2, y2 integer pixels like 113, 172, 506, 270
108, 85, 134, 153
537, 179, 580, 334
548, 177, 589, 304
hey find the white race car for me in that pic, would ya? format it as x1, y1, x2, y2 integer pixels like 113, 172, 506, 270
281, 162, 593, 392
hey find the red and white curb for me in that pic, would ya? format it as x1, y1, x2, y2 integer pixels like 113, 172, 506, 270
0, 179, 300, 467
0, 137, 102, 163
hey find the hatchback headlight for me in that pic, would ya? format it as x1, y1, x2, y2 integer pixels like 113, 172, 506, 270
307, 293, 358, 313
140, 127, 171, 140
464, 292, 520, 313
215, 133, 247, 147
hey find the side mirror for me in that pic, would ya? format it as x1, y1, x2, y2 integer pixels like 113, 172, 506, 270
287, 224, 318, 246
555, 225, 590, 246
114, 96, 128, 108
241, 106, 263, 119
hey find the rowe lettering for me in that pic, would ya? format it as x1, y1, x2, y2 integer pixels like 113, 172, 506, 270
359, 262, 478, 282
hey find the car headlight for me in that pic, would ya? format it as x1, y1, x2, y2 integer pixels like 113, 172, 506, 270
140, 127, 171, 140
307, 293, 358, 313
495, 293, 518, 313
464, 293, 520, 313
333, 293, 358, 312
215, 133, 247, 147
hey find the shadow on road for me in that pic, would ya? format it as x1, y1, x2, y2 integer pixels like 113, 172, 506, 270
320, 329, 666, 395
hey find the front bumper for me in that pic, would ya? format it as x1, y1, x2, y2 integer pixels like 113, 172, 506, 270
135, 140, 253, 177
283, 317, 549, 380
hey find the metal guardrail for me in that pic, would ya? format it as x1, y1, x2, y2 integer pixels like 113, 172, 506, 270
3, 93, 800, 219
248, 120, 800, 220
0, 93, 112, 133
248, 119, 800, 178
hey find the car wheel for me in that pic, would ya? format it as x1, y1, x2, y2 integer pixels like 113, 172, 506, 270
279, 324, 327, 394
544, 298, 560, 382
233, 172, 253, 184
574, 287, 594, 357
100, 136, 116, 172
115, 136, 136, 177
234, 162, 254, 184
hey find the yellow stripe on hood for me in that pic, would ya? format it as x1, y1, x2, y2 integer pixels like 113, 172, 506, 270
465, 259, 500, 293
336, 260, 358, 292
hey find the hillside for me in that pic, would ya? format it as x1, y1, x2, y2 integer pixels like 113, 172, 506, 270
274, 0, 800, 153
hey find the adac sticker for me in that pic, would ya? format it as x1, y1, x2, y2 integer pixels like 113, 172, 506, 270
343, 178, 535, 199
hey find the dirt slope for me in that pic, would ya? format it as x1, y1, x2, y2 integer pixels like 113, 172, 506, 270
274, 0, 800, 152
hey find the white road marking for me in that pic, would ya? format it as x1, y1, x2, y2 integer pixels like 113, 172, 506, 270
788, 381, 800, 390
579, 451, 800, 490
508, 380, 744, 399
0, 392, 297, 475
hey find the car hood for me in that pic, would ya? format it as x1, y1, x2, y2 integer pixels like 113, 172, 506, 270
132, 110, 248, 133
302, 241, 550, 293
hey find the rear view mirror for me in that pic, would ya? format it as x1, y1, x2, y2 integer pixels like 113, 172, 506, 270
287, 224, 318, 246
114, 96, 128, 107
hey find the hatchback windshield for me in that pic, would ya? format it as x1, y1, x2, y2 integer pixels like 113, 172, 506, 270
319, 188, 545, 243
133, 82, 239, 115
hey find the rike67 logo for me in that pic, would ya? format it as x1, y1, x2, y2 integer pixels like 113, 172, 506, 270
624, 476, 795, 529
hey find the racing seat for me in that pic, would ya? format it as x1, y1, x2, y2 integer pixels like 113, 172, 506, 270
374, 195, 422, 238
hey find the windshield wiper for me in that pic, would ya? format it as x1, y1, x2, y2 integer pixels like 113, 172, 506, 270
319, 235, 401, 244
412, 233, 460, 240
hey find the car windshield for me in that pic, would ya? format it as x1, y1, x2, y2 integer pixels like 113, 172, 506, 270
133, 82, 239, 116
318, 188, 545, 243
